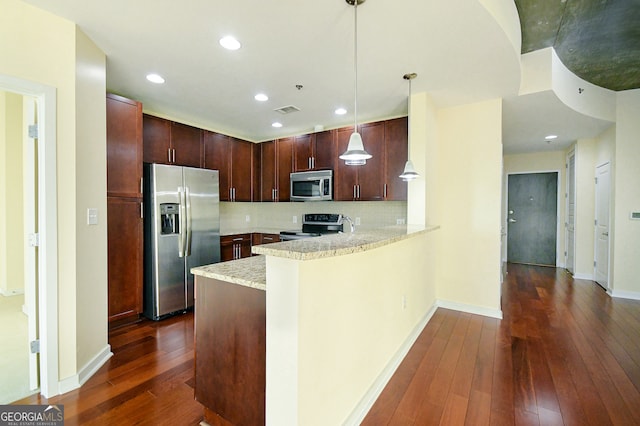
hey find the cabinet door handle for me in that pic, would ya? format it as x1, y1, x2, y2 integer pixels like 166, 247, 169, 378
357, 185, 360, 199
140, 202, 144, 219
264, 237, 273, 241
140, 177, 144, 194
312, 157, 315, 169
233, 237, 243, 242
384, 183, 387, 198
167, 148, 172, 163
353, 185, 356, 199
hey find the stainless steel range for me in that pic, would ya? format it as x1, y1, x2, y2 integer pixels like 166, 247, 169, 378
279, 213, 352, 241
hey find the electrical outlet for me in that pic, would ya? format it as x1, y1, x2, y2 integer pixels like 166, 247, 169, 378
245, 215, 251, 222
355, 217, 361, 226
293, 215, 298, 224
396, 218, 406, 225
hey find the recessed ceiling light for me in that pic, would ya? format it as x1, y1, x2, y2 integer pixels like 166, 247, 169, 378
545, 134, 558, 140
219, 36, 241, 50
255, 93, 269, 102
146, 74, 165, 84
335, 108, 347, 115
272, 122, 283, 128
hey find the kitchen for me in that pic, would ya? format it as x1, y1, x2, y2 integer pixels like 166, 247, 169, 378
3, 0, 640, 423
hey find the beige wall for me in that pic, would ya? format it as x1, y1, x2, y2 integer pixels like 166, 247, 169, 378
435, 99, 503, 312
612, 89, 640, 295
0, 91, 28, 297
503, 150, 566, 267
266, 231, 438, 425
0, 0, 108, 384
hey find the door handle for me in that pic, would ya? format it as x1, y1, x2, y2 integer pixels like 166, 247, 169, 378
508, 218, 517, 223
603, 232, 609, 236
185, 186, 192, 256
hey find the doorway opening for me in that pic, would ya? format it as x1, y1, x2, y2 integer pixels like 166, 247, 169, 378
0, 74, 59, 399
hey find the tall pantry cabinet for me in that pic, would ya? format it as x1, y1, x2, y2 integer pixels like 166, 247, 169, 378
106, 93, 144, 326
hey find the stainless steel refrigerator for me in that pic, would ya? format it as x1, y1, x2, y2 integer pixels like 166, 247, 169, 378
143, 163, 220, 320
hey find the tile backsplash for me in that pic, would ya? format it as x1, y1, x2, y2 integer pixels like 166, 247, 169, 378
220, 201, 407, 234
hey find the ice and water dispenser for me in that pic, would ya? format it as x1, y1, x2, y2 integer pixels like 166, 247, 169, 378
160, 203, 179, 235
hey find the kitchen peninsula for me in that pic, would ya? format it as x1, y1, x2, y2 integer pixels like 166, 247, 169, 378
192, 225, 439, 425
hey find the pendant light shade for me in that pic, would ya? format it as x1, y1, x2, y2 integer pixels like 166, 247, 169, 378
340, 0, 371, 166
400, 72, 420, 181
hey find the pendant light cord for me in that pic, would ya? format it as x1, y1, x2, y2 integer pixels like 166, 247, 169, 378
353, 1, 358, 132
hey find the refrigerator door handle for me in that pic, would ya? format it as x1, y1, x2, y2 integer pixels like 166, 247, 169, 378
178, 187, 186, 257
185, 186, 192, 256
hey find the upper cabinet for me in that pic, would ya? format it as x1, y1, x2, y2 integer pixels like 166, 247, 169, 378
260, 138, 293, 202
334, 118, 408, 201
384, 117, 409, 201
293, 131, 336, 172
203, 131, 254, 201
143, 114, 202, 167
106, 93, 142, 198
335, 122, 386, 201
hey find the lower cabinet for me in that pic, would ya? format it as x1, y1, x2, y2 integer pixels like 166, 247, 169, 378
107, 196, 143, 325
221, 233, 281, 261
194, 276, 265, 425
220, 234, 252, 261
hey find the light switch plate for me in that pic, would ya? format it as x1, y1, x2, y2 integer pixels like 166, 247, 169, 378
87, 208, 98, 225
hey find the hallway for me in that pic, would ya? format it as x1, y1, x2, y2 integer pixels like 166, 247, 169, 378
363, 264, 640, 425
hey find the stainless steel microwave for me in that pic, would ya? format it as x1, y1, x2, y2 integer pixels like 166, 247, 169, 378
290, 170, 333, 201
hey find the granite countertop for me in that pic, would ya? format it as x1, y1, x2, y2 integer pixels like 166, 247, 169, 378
252, 225, 439, 260
192, 225, 439, 290
192, 255, 266, 291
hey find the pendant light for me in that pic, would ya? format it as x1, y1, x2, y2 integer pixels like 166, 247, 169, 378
339, 0, 372, 166
399, 72, 419, 181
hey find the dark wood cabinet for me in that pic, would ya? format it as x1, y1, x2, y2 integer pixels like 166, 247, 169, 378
107, 197, 143, 324
170, 122, 202, 168
384, 117, 409, 201
293, 131, 336, 172
252, 233, 280, 246
335, 120, 407, 201
230, 138, 254, 202
107, 94, 144, 326
106, 93, 142, 198
203, 132, 254, 201
194, 277, 265, 425
220, 234, 252, 261
260, 138, 292, 202
142, 114, 171, 164
143, 114, 202, 167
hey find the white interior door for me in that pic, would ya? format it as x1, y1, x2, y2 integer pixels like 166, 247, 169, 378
23, 96, 39, 391
595, 162, 611, 289
566, 152, 576, 274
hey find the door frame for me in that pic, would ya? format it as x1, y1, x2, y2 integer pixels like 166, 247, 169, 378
0, 74, 59, 397
565, 150, 576, 274
594, 161, 612, 291
505, 170, 563, 267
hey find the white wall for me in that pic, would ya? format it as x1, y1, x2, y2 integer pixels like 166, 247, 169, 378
612, 89, 640, 297
573, 139, 596, 278
0, 0, 108, 387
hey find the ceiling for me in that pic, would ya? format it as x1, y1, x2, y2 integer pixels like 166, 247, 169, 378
21, 0, 633, 154
515, 0, 640, 92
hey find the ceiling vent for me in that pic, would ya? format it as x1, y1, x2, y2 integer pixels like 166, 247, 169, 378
274, 105, 301, 114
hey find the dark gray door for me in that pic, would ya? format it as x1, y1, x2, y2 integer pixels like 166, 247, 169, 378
507, 172, 558, 266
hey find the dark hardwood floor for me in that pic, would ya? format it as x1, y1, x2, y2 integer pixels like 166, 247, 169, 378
15, 263, 640, 425
363, 263, 640, 425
